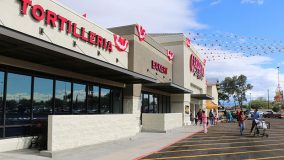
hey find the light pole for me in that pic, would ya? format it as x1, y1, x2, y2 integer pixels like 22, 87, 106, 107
268, 89, 270, 109
249, 93, 252, 109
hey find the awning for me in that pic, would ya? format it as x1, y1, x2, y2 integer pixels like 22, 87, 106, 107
191, 94, 214, 100
0, 26, 156, 84
144, 83, 192, 94
206, 100, 219, 109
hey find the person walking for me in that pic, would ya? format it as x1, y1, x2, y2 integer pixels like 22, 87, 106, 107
209, 110, 214, 126
214, 110, 218, 125
197, 109, 202, 125
228, 111, 233, 123
202, 110, 208, 134
239, 111, 246, 135
194, 113, 198, 125
250, 108, 260, 135
190, 113, 194, 125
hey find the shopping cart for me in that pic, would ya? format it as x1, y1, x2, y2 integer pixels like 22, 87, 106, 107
254, 119, 270, 137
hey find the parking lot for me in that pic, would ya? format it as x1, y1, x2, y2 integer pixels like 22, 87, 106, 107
140, 118, 284, 160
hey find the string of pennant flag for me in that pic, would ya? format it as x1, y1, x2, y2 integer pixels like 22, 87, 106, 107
188, 32, 284, 61
81, 13, 283, 62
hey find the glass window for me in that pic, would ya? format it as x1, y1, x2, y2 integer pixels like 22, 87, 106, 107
55, 80, 71, 114
0, 71, 4, 125
0, 128, 2, 138
73, 83, 86, 114
112, 88, 123, 114
142, 93, 149, 113
33, 77, 53, 119
100, 88, 111, 114
149, 94, 154, 113
87, 85, 99, 114
5, 126, 30, 137
162, 95, 167, 113
6, 73, 31, 125
167, 96, 171, 113
158, 95, 163, 113
153, 95, 158, 113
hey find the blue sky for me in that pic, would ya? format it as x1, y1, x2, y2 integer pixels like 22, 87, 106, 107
58, 0, 284, 104
193, 0, 284, 40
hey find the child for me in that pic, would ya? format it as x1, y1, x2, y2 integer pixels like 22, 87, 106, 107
202, 110, 208, 134
239, 111, 246, 135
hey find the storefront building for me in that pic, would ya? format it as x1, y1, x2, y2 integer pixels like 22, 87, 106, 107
109, 25, 192, 132
0, 0, 157, 153
150, 33, 213, 124
0, 0, 213, 155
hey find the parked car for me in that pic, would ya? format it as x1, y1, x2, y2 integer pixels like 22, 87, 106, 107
263, 111, 284, 119
274, 112, 284, 119
263, 111, 276, 118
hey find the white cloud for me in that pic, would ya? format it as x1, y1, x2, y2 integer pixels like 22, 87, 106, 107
210, 0, 222, 6
241, 0, 264, 5
57, 0, 207, 32
206, 55, 282, 101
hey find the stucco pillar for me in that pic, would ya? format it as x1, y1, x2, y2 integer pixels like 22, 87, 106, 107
123, 84, 142, 115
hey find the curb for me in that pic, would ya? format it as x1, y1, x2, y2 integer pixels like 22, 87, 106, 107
132, 128, 204, 160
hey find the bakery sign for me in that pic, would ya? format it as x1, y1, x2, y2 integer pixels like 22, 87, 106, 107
189, 54, 204, 80
17, 0, 129, 53
152, 60, 168, 74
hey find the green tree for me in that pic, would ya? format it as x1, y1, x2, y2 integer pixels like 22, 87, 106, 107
220, 74, 253, 109
218, 88, 229, 107
250, 99, 270, 109
272, 106, 280, 112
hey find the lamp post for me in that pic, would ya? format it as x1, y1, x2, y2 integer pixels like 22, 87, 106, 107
249, 93, 252, 109
268, 89, 270, 109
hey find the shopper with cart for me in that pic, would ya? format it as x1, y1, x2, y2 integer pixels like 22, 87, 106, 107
250, 108, 260, 135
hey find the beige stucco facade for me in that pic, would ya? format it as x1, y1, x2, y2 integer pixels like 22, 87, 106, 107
0, 0, 128, 68
150, 34, 207, 124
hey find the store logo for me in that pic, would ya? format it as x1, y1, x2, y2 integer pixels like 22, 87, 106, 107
152, 60, 168, 74
185, 38, 191, 48
190, 54, 204, 80
166, 50, 175, 61
113, 34, 129, 52
18, 0, 113, 52
136, 24, 146, 41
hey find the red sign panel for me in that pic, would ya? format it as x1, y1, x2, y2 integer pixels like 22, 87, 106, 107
166, 50, 175, 61
18, 0, 114, 52
136, 24, 146, 41
190, 54, 204, 80
114, 34, 129, 52
185, 37, 191, 48
152, 60, 168, 74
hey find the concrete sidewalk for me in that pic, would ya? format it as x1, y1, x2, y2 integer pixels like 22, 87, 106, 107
0, 125, 203, 160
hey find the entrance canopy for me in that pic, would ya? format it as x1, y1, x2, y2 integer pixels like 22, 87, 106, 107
144, 83, 192, 94
191, 94, 213, 100
206, 100, 219, 109
0, 26, 156, 84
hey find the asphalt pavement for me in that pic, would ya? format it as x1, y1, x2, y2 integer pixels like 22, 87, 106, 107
140, 118, 284, 160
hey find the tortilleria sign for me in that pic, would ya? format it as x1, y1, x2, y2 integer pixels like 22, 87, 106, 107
18, 0, 113, 52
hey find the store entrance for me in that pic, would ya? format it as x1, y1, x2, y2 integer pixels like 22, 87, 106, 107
140, 92, 171, 125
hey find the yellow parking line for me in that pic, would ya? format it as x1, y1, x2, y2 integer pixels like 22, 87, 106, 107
157, 143, 284, 154
246, 155, 284, 160
190, 133, 284, 139
169, 139, 284, 147
142, 148, 284, 160
178, 136, 284, 143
